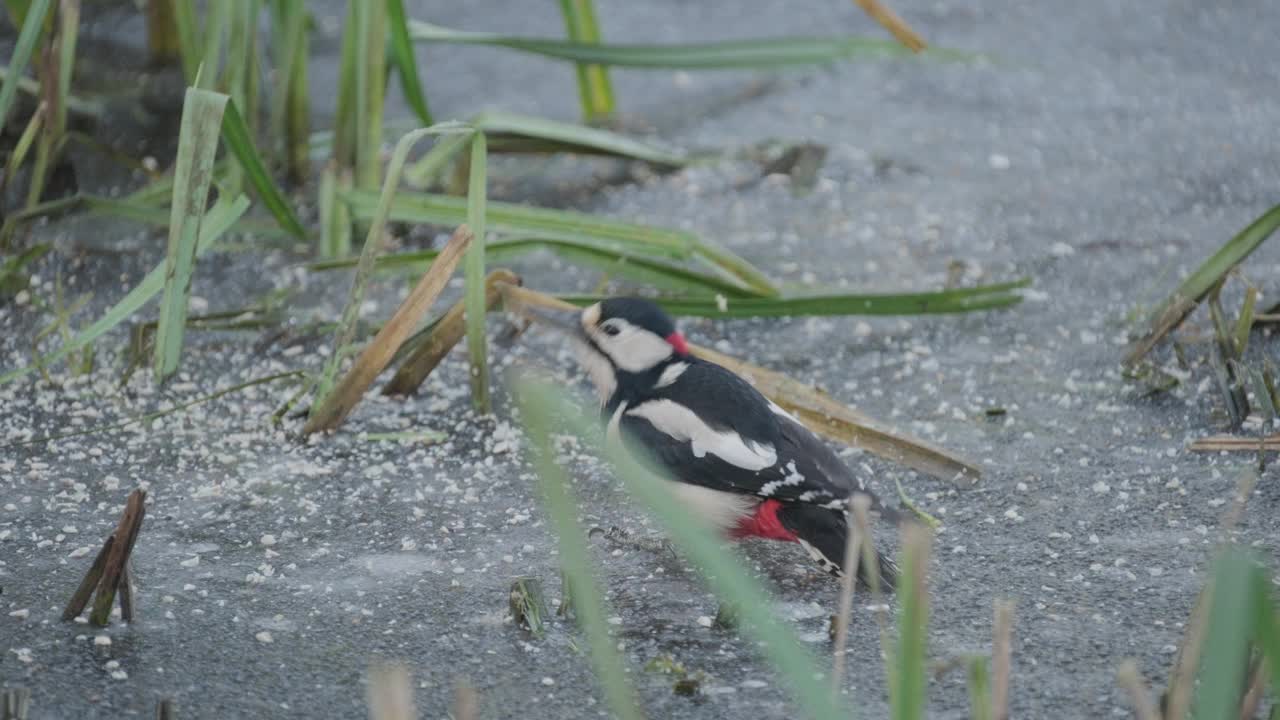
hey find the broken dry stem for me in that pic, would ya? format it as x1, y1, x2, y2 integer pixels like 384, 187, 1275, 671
304, 226, 472, 434
851, 0, 927, 51
382, 268, 518, 396
1116, 660, 1160, 720
89, 489, 146, 626
830, 495, 866, 699
367, 664, 415, 720
61, 534, 113, 620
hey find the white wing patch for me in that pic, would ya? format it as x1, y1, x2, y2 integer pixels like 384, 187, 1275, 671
654, 362, 689, 388
759, 460, 806, 496
627, 399, 777, 471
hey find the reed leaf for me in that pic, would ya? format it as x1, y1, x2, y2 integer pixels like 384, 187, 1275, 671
557, 279, 1029, 317
1124, 202, 1280, 366
386, 0, 432, 126
341, 188, 694, 258
891, 525, 931, 720
1189, 549, 1258, 719
220, 100, 307, 238
0, 0, 51, 132
306, 236, 760, 298
474, 111, 686, 166
154, 88, 230, 383
465, 132, 489, 412
409, 21, 959, 69
558, 0, 614, 121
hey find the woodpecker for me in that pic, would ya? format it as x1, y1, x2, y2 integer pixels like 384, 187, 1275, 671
531, 297, 900, 587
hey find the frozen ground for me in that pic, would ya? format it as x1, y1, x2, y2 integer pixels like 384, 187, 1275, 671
3, 0, 1280, 718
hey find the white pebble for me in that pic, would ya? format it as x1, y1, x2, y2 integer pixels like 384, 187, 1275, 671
180, 556, 199, 568
255, 631, 274, 644
94, 635, 112, 647
988, 153, 1011, 170
8, 609, 29, 619
696, 616, 713, 628
260, 534, 277, 546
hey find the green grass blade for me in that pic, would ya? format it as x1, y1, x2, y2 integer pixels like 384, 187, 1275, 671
474, 110, 685, 166
1190, 549, 1258, 720
4, 100, 42, 186
410, 21, 959, 69
342, 188, 694, 258
967, 656, 992, 720
557, 280, 1030, 317
153, 87, 230, 383
1251, 569, 1280, 693
558, 0, 614, 121
0, 0, 51, 132
308, 237, 761, 297
354, 0, 387, 189
0, 193, 249, 385
386, 0, 432, 126
172, 0, 201, 83
891, 526, 931, 720
269, 0, 311, 183
331, 0, 358, 166
403, 129, 471, 188
221, 99, 307, 238
0, 242, 49, 298
1125, 202, 1280, 366
313, 124, 472, 407
464, 132, 488, 412
319, 161, 352, 257
197, 1, 228, 90
689, 237, 777, 297
11, 192, 285, 239
513, 379, 849, 720
517, 386, 645, 720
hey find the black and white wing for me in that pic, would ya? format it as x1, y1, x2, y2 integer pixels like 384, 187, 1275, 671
615, 358, 891, 515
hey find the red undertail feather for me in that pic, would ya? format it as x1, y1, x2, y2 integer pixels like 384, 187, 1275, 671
730, 499, 798, 542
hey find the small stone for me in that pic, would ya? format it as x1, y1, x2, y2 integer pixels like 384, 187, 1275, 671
255, 631, 274, 644
696, 616, 713, 628
260, 534, 277, 546
988, 153, 1011, 170
8, 609, 29, 619
94, 635, 111, 647
180, 556, 199, 568
541, 677, 555, 686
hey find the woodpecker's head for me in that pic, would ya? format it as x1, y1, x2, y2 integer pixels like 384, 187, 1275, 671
530, 297, 690, 401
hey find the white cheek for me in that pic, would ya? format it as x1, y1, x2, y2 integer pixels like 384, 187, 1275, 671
574, 341, 616, 403
608, 332, 673, 372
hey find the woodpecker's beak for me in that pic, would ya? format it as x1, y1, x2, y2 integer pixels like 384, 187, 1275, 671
524, 305, 587, 341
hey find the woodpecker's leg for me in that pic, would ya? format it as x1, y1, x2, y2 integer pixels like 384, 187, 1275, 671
776, 502, 898, 591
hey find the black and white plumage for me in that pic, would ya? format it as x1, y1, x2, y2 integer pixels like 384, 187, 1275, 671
533, 297, 900, 587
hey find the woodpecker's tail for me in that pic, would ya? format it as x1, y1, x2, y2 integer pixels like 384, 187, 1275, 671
777, 503, 899, 591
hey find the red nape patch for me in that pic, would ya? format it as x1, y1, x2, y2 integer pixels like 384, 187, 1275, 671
729, 499, 798, 542
665, 331, 690, 356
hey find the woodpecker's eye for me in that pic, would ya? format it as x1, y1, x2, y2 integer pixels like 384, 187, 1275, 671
600, 321, 622, 337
